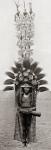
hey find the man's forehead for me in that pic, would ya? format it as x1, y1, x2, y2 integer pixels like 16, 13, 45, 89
21, 83, 32, 88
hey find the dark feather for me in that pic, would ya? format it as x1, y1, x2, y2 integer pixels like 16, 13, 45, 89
39, 80, 48, 85
14, 62, 22, 71
37, 73, 45, 80
3, 86, 14, 91
39, 87, 48, 92
30, 62, 38, 72
4, 79, 14, 85
34, 67, 42, 75
11, 67, 18, 73
6, 72, 15, 79
15, 61, 21, 68
23, 59, 30, 69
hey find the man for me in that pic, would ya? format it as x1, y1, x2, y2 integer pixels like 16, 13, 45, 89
14, 83, 36, 145
20, 84, 32, 145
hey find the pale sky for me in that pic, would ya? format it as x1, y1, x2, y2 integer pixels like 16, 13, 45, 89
0, 0, 51, 90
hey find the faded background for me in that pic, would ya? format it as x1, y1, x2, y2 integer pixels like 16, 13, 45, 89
0, 1, 51, 150
0, 0, 51, 90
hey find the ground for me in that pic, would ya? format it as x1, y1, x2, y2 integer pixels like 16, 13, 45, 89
0, 91, 51, 150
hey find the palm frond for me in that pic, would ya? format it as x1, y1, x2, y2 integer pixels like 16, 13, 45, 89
37, 73, 45, 80
11, 67, 18, 73
6, 72, 15, 79
4, 79, 14, 85
3, 86, 14, 91
39, 87, 48, 92
34, 67, 42, 75
39, 80, 48, 85
30, 62, 38, 72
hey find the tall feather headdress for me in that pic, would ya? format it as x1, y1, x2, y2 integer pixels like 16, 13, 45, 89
3, 1, 48, 92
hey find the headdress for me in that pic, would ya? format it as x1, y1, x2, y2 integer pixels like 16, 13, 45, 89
3, 1, 48, 92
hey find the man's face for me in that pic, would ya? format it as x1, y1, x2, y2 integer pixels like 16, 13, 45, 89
24, 87, 30, 94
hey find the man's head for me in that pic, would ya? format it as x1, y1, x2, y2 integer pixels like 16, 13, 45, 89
21, 83, 31, 94
23, 87, 30, 94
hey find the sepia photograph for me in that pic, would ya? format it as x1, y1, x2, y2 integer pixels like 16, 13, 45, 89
0, 0, 51, 149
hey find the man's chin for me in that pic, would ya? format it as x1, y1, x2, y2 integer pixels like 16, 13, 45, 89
25, 92, 29, 95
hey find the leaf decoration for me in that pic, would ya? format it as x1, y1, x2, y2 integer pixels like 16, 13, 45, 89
37, 73, 45, 80
4, 79, 14, 85
39, 87, 48, 92
39, 80, 48, 85
31, 62, 38, 72
34, 67, 42, 75
3, 86, 14, 91
6, 72, 15, 79
11, 67, 18, 73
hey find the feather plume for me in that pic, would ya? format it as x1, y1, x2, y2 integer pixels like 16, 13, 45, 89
4, 79, 14, 85
6, 72, 15, 79
39, 86, 48, 92
3, 86, 14, 91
